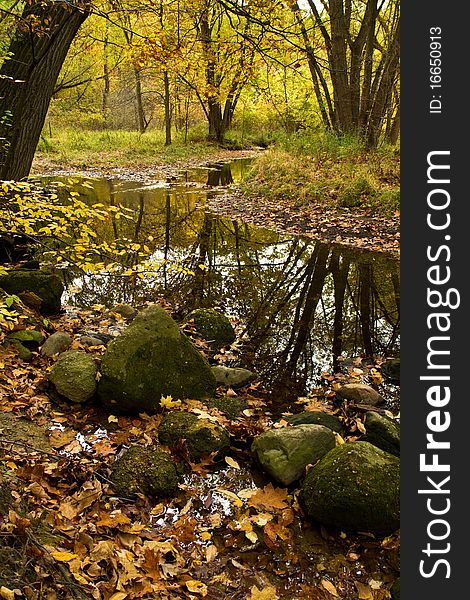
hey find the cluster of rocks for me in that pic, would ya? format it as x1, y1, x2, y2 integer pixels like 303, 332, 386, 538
1, 271, 401, 541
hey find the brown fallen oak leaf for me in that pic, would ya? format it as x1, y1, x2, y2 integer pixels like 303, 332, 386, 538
59, 479, 102, 520
248, 483, 289, 511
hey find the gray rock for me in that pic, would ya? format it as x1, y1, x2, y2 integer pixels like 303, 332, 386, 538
98, 305, 216, 414
0, 269, 63, 315
40, 331, 72, 357
49, 350, 98, 403
363, 411, 400, 456
158, 411, 230, 461
111, 446, 178, 499
80, 335, 105, 347
286, 411, 343, 433
211, 365, 255, 389
252, 425, 336, 486
300, 441, 400, 535
187, 308, 235, 349
336, 383, 385, 407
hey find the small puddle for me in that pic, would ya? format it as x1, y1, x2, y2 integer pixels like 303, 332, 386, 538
39, 158, 400, 405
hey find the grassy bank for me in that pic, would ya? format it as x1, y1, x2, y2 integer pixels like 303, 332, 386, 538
241, 132, 400, 217
32, 127, 234, 173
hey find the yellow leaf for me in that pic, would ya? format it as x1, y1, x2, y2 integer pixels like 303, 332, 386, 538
109, 593, 128, 600
335, 433, 345, 445
185, 579, 208, 596
224, 456, 240, 469
355, 581, 373, 599
245, 530, 258, 543
216, 488, 243, 507
205, 544, 218, 562
249, 585, 279, 600
0, 587, 15, 600
51, 551, 79, 562
160, 395, 182, 409
321, 579, 338, 596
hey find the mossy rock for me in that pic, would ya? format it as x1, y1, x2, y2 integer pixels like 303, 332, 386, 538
98, 306, 216, 414
111, 446, 178, 499
0, 269, 63, 315
188, 308, 236, 350
158, 411, 199, 447
49, 350, 98, 403
158, 411, 230, 461
300, 441, 400, 535
363, 411, 400, 456
390, 578, 400, 600
286, 411, 343, 433
208, 396, 247, 419
6, 329, 45, 347
6, 340, 32, 362
252, 425, 336, 486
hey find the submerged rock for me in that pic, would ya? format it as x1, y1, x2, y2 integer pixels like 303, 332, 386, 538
211, 366, 256, 389
252, 425, 336, 486
0, 269, 63, 315
98, 305, 216, 414
158, 411, 230, 461
336, 383, 385, 407
40, 331, 72, 357
187, 308, 235, 350
111, 446, 178, 499
49, 350, 98, 403
300, 441, 400, 535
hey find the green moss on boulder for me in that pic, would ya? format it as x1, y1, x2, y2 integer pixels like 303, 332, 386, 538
208, 396, 247, 420
286, 411, 343, 433
49, 350, 97, 403
111, 446, 178, 499
188, 308, 235, 350
0, 269, 63, 315
363, 411, 400, 456
252, 425, 336, 486
300, 441, 400, 535
98, 305, 217, 414
158, 411, 230, 461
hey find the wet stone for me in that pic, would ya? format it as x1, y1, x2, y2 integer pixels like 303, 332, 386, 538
49, 350, 98, 403
336, 383, 385, 407
40, 331, 72, 357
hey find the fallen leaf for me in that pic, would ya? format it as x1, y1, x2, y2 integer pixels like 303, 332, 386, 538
224, 456, 240, 469
51, 551, 79, 562
248, 484, 288, 511
205, 544, 218, 562
321, 579, 338, 596
355, 581, 373, 599
185, 579, 208, 596
249, 585, 279, 600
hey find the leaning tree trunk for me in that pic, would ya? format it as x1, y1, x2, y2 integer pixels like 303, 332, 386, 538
0, 1, 90, 180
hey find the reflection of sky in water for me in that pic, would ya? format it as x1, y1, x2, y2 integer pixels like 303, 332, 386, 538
52, 160, 399, 401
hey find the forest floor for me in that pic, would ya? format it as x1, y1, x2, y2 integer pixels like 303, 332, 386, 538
33, 145, 400, 258
0, 300, 400, 600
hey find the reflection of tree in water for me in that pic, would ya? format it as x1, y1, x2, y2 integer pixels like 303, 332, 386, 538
65, 184, 399, 399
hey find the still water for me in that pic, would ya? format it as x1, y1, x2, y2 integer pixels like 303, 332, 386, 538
46, 158, 400, 401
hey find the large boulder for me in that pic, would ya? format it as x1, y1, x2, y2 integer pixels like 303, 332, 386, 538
110, 446, 178, 499
98, 306, 216, 414
300, 441, 400, 535
187, 308, 235, 350
252, 425, 336, 486
363, 411, 400, 456
158, 411, 230, 461
49, 350, 98, 403
0, 269, 63, 315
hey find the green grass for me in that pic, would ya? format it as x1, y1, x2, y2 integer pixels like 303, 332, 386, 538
240, 131, 400, 217
33, 126, 225, 172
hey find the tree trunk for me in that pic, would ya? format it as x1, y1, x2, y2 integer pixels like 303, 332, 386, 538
0, 1, 90, 180
164, 70, 172, 145
134, 67, 146, 134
